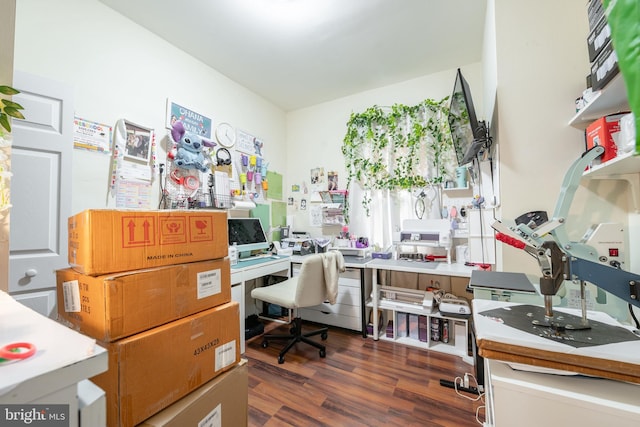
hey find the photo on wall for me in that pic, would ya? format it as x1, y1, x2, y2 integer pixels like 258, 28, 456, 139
124, 121, 152, 164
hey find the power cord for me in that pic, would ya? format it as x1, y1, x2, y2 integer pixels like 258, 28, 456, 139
441, 372, 485, 425
158, 163, 167, 209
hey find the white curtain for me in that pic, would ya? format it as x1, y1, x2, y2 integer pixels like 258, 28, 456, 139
348, 185, 443, 251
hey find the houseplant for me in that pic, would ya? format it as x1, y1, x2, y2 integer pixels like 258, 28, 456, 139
0, 85, 24, 214
341, 97, 454, 223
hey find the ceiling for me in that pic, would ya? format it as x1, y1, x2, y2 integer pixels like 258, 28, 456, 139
99, 0, 487, 111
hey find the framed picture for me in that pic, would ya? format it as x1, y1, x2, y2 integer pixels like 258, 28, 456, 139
123, 121, 152, 164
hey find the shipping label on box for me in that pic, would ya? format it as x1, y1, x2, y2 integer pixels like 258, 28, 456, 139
56, 258, 231, 342
91, 302, 240, 427
68, 209, 228, 275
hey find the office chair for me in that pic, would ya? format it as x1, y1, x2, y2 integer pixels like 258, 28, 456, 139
251, 251, 345, 364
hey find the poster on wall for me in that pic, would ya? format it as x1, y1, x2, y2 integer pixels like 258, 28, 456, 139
236, 128, 264, 156
109, 119, 157, 209
310, 167, 325, 193
165, 99, 212, 139
328, 171, 338, 191
73, 116, 112, 154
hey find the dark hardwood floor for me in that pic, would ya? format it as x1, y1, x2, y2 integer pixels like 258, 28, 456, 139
245, 322, 485, 427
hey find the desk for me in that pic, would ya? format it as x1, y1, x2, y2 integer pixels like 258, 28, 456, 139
474, 299, 640, 426
0, 291, 108, 427
230, 256, 291, 353
292, 254, 372, 335
473, 299, 640, 383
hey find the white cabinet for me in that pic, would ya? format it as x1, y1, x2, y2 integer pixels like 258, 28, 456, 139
485, 359, 640, 427
294, 263, 366, 332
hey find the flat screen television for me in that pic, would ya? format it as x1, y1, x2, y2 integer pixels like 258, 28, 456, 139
447, 68, 486, 166
228, 217, 270, 258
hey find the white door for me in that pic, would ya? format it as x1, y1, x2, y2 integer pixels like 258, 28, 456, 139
9, 71, 73, 317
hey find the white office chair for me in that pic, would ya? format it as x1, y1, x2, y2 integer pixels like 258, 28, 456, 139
251, 251, 345, 364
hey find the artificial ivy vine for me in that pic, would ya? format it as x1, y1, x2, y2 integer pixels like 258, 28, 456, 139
341, 97, 454, 223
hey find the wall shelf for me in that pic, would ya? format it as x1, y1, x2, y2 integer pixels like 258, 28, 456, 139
569, 73, 630, 129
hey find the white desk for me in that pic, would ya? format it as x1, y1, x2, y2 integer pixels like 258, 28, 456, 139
0, 291, 108, 427
230, 256, 291, 353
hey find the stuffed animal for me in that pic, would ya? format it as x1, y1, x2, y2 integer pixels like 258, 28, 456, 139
168, 121, 216, 172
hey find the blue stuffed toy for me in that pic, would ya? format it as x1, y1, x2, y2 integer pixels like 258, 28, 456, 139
169, 121, 216, 172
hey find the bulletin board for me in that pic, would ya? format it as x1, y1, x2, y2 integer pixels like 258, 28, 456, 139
271, 201, 287, 241
266, 171, 283, 201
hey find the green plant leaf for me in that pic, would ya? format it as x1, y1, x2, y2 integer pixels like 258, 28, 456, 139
0, 113, 11, 133
4, 107, 25, 120
0, 86, 19, 96
1, 99, 24, 110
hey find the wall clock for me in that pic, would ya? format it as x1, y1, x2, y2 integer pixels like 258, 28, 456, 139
215, 122, 236, 148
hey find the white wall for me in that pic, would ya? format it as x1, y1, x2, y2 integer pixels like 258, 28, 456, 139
13, 0, 287, 216
494, 0, 594, 274
284, 64, 484, 238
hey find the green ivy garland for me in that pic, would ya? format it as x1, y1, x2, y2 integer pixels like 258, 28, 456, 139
341, 97, 454, 223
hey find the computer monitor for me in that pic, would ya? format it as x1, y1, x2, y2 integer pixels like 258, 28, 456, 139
228, 217, 270, 258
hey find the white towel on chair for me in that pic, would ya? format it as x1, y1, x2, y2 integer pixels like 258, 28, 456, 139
321, 251, 345, 304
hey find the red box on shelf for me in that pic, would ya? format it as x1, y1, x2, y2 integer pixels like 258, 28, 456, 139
585, 113, 627, 164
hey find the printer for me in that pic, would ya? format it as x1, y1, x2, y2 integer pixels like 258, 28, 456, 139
281, 232, 316, 255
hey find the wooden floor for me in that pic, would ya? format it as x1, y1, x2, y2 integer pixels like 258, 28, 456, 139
245, 322, 485, 427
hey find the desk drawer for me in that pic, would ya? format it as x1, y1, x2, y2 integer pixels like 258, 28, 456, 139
299, 308, 361, 331
303, 301, 360, 318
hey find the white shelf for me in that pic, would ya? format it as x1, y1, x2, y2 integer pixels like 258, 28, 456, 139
569, 73, 630, 129
583, 150, 640, 177
583, 151, 640, 212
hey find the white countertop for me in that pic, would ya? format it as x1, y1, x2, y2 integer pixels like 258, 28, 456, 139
291, 253, 477, 277
473, 299, 640, 367
0, 291, 107, 401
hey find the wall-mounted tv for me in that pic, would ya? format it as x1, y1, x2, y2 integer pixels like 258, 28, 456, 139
228, 217, 270, 257
447, 68, 487, 166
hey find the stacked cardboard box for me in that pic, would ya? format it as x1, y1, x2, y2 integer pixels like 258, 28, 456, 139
56, 209, 245, 427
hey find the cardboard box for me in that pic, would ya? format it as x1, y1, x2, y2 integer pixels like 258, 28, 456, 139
390, 271, 418, 289
68, 209, 228, 276
91, 302, 240, 427
56, 258, 231, 341
451, 276, 472, 302
590, 40, 619, 91
138, 359, 248, 427
586, 113, 627, 164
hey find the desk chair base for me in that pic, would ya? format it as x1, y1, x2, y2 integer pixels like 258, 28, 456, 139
261, 317, 327, 364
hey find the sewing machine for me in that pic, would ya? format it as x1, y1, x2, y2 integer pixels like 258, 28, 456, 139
493, 145, 640, 331
393, 219, 452, 263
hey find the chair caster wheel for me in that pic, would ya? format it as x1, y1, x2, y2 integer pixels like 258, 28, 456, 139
278, 356, 285, 364
319, 349, 326, 358
321, 332, 328, 340
261, 340, 269, 348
